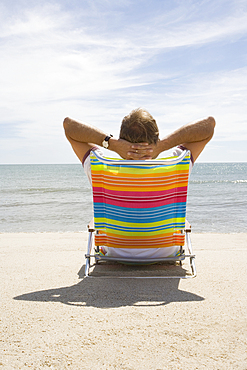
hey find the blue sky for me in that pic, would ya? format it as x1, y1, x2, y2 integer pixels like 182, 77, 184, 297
0, 0, 247, 163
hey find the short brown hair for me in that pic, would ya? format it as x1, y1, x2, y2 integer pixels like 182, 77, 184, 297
119, 108, 159, 144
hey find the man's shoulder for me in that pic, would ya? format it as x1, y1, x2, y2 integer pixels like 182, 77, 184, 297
172, 145, 194, 165
82, 146, 101, 166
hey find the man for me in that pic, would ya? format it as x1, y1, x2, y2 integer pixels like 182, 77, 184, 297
63, 108, 215, 163
63, 108, 215, 257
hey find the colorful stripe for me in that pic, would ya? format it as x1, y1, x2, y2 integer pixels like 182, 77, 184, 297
90, 152, 190, 249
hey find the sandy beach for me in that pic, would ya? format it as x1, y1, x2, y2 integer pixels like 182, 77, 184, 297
1, 232, 246, 369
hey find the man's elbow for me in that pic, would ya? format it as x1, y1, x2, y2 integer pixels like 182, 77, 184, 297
208, 116, 216, 127
207, 116, 216, 137
63, 117, 70, 131
63, 117, 74, 141
63, 117, 74, 138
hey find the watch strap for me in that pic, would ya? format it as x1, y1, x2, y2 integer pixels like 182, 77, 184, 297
104, 135, 113, 142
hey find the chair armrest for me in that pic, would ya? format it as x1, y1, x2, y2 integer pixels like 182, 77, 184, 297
185, 219, 192, 233
87, 218, 95, 232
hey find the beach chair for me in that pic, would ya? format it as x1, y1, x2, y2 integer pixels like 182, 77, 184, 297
84, 150, 196, 278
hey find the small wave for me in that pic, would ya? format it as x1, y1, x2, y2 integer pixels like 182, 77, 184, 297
1, 200, 88, 208
1, 187, 90, 194
190, 180, 247, 184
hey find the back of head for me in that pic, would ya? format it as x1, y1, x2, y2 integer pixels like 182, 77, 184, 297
119, 108, 159, 145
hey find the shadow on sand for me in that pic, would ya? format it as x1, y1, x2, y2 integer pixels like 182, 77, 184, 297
14, 263, 204, 308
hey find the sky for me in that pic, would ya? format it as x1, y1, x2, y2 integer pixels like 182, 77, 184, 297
0, 0, 247, 164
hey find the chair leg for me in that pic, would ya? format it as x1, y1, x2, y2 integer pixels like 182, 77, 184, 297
179, 246, 183, 266
185, 231, 197, 278
85, 231, 93, 277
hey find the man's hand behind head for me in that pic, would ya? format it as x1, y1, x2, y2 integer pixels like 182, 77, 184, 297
109, 138, 154, 160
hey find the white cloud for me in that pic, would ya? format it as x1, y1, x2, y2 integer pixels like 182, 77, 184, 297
0, 1, 247, 163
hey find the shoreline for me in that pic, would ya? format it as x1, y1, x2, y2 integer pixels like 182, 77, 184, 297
1, 232, 246, 369
1, 231, 247, 234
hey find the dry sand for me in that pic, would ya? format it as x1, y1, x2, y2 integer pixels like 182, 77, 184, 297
0, 232, 246, 370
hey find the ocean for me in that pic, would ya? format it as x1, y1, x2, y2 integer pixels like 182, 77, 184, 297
0, 163, 246, 233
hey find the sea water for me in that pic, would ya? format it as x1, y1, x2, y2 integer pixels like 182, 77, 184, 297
0, 163, 246, 233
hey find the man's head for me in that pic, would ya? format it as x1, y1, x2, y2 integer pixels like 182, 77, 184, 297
119, 108, 159, 145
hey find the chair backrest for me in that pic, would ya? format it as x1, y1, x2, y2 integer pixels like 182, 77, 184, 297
90, 150, 190, 250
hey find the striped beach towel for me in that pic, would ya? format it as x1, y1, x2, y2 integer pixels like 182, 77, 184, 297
90, 151, 190, 250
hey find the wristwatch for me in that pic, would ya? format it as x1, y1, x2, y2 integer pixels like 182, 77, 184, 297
102, 135, 113, 149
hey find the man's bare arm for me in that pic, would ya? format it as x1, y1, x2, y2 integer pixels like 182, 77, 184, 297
63, 116, 215, 162
132, 116, 216, 162
63, 117, 153, 161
